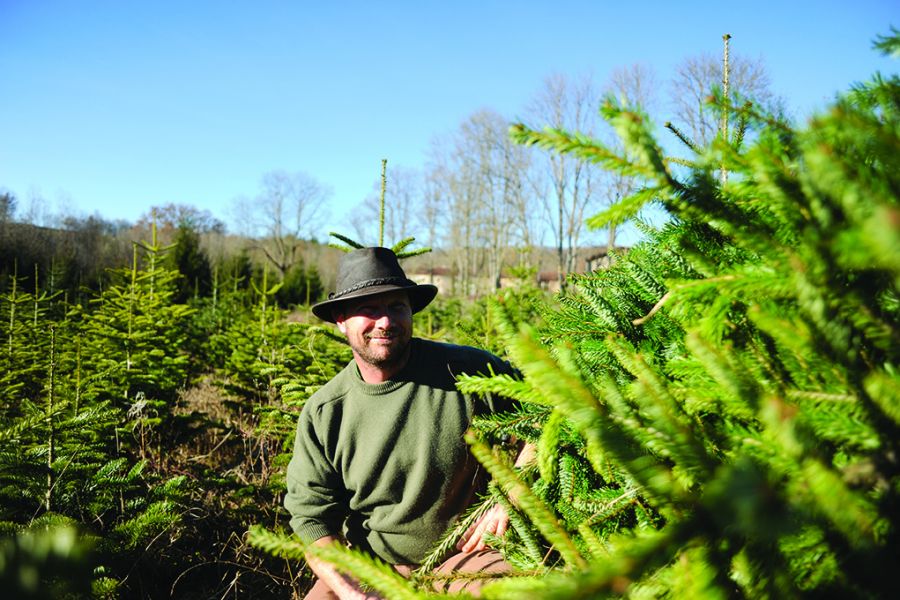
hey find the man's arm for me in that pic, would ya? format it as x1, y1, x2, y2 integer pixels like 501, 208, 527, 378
305, 536, 385, 600
457, 442, 537, 553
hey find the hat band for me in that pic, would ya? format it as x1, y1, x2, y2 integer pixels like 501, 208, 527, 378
328, 276, 414, 300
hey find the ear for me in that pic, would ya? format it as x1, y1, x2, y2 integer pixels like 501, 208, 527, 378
334, 311, 348, 334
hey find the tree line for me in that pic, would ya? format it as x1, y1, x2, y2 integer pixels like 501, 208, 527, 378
2, 45, 779, 302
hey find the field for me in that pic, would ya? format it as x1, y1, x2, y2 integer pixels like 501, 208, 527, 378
2, 34, 899, 599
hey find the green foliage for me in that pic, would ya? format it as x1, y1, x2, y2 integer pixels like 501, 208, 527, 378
274, 261, 323, 307
0, 215, 361, 596
449, 276, 553, 358
0, 521, 95, 599
220, 248, 255, 296
248, 525, 424, 600
462, 38, 899, 598
0, 225, 197, 595
328, 231, 432, 259
74, 238, 193, 416
167, 221, 213, 303
874, 26, 900, 58
0, 266, 49, 412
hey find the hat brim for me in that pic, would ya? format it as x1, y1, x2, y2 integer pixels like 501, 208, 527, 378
311, 283, 438, 323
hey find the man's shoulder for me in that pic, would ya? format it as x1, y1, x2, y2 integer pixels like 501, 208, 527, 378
415, 338, 512, 377
302, 361, 356, 415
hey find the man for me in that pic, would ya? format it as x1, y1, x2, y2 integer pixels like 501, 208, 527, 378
284, 247, 533, 599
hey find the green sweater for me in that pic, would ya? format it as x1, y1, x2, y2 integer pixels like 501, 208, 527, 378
284, 338, 513, 565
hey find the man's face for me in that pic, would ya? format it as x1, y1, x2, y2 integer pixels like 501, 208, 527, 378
335, 290, 413, 372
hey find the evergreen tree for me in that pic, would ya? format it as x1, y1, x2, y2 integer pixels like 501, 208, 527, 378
74, 229, 193, 451
274, 260, 323, 308
0, 232, 191, 595
168, 220, 213, 303
463, 35, 900, 598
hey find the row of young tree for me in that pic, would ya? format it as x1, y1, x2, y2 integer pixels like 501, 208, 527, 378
0, 210, 540, 597
0, 217, 356, 597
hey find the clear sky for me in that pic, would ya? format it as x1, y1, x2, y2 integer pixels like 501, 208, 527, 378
1, 1, 897, 238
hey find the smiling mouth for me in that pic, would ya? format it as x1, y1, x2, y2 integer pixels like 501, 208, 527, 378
366, 334, 396, 343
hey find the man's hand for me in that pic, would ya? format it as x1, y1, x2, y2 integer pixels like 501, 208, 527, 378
457, 504, 509, 553
306, 536, 385, 600
457, 442, 536, 553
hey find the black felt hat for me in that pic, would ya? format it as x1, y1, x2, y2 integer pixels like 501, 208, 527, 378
312, 247, 438, 323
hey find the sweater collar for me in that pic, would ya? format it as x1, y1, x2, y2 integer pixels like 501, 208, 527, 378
351, 338, 422, 395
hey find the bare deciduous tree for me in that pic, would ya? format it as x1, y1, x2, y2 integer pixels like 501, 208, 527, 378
602, 63, 660, 255
670, 50, 778, 146
21, 187, 51, 227
137, 203, 225, 235
428, 109, 533, 294
350, 166, 422, 247
428, 127, 482, 296
526, 72, 601, 288
419, 164, 447, 252
0, 190, 16, 223
233, 170, 331, 278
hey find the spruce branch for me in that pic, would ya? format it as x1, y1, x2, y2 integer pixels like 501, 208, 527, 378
417, 496, 494, 573
397, 247, 432, 259
873, 26, 900, 58
509, 124, 650, 181
665, 156, 697, 168
466, 431, 587, 569
600, 98, 680, 191
327, 233, 365, 252
536, 410, 565, 484
492, 484, 546, 566
632, 274, 744, 326
864, 371, 900, 426
797, 459, 884, 549
684, 331, 760, 419
733, 101, 753, 149
391, 237, 416, 255
585, 186, 665, 231
455, 372, 544, 406
247, 526, 422, 600
482, 525, 686, 600
307, 541, 423, 600
664, 122, 698, 152
721, 33, 732, 185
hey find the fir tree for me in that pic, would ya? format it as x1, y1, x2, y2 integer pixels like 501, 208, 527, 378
461, 33, 900, 599
168, 220, 213, 303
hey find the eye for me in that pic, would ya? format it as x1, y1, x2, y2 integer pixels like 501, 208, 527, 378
357, 305, 378, 317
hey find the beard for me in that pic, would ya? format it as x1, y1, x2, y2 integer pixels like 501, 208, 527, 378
349, 327, 411, 370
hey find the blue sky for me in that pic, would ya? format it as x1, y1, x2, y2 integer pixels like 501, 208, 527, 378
1, 1, 897, 239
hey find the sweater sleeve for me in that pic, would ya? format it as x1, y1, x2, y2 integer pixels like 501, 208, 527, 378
445, 342, 521, 415
484, 352, 521, 414
284, 404, 346, 544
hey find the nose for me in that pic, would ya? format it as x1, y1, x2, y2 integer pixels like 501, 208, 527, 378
373, 310, 394, 328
